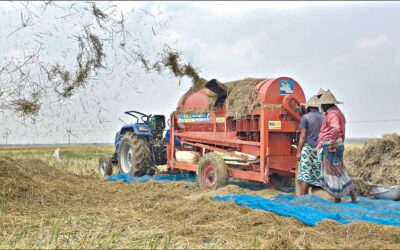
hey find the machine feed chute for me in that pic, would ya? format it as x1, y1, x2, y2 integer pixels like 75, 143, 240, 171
205, 79, 227, 108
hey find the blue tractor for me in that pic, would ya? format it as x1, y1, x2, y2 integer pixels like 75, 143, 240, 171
99, 111, 168, 177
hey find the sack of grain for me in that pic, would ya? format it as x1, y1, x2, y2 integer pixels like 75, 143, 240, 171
53, 148, 60, 160
175, 150, 200, 164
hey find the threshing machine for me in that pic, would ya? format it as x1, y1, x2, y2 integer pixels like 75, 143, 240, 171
167, 77, 305, 188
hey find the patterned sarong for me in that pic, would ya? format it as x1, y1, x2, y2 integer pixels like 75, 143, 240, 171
297, 144, 321, 186
318, 142, 354, 198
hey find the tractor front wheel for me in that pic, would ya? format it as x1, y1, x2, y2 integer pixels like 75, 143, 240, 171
197, 153, 229, 189
99, 156, 113, 177
118, 132, 154, 176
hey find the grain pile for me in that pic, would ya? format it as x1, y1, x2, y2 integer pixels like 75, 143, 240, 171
346, 133, 400, 196
1, 156, 400, 248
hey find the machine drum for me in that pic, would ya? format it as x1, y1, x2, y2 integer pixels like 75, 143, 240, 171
197, 153, 229, 189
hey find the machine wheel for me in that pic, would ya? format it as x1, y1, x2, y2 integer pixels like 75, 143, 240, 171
118, 132, 153, 176
99, 156, 113, 177
197, 152, 229, 189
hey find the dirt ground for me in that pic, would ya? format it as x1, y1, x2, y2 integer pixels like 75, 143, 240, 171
1, 151, 400, 249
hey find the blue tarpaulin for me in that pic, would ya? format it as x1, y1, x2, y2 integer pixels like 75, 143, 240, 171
107, 173, 276, 189
107, 172, 196, 183
213, 194, 400, 227
108, 173, 400, 227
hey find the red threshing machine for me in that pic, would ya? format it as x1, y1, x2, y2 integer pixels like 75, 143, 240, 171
167, 77, 306, 188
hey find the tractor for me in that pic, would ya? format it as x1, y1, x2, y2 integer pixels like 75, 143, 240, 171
99, 110, 168, 177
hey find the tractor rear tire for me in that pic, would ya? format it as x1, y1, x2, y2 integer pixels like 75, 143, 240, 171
99, 156, 113, 177
197, 152, 229, 189
118, 132, 153, 176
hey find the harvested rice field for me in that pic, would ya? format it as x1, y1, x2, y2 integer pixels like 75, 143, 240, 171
1, 2, 399, 249
1, 145, 400, 249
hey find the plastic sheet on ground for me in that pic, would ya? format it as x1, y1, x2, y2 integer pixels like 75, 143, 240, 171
107, 173, 293, 191
108, 172, 196, 183
213, 194, 400, 227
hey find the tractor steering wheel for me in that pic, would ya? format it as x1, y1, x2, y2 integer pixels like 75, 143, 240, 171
141, 114, 152, 124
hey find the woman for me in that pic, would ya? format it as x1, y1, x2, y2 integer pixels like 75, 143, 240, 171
296, 95, 324, 195
317, 90, 358, 203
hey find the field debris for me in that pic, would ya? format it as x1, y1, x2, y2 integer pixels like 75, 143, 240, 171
1, 156, 400, 248
160, 51, 269, 117
48, 30, 106, 98
0, 2, 189, 119
10, 97, 41, 117
346, 133, 400, 196
162, 51, 208, 105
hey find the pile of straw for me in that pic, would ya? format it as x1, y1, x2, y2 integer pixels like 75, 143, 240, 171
0, 157, 39, 199
224, 78, 265, 118
345, 133, 400, 196
181, 77, 267, 117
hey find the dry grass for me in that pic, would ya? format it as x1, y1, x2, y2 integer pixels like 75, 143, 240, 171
180, 77, 270, 117
10, 98, 41, 117
1, 146, 400, 249
0, 145, 113, 177
223, 78, 265, 118
345, 133, 400, 196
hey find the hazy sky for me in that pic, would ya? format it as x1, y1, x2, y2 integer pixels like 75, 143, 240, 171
1, 1, 400, 144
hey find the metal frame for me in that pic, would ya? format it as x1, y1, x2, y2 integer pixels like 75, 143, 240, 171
124, 110, 151, 124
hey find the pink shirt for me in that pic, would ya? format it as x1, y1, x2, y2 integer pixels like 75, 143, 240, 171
317, 106, 346, 151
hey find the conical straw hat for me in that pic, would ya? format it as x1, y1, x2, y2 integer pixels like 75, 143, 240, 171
301, 95, 321, 108
319, 90, 343, 104
317, 88, 327, 98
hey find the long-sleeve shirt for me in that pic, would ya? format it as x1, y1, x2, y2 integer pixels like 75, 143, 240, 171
317, 106, 346, 151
